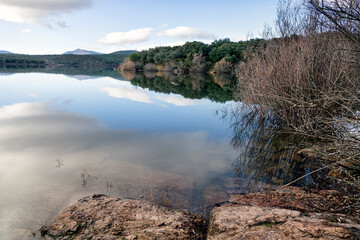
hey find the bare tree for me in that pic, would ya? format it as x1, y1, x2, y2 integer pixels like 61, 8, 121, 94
144, 63, 157, 72
308, 0, 360, 48
189, 54, 207, 73
237, 0, 360, 181
213, 58, 233, 74
276, 0, 304, 37
119, 58, 136, 72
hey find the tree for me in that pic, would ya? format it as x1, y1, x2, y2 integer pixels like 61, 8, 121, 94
213, 58, 233, 74
308, 0, 360, 48
189, 54, 207, 73
237, 0, 360, 180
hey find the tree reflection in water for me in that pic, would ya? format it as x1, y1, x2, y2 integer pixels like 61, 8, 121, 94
217, 104, 323, 189
129, 72, 235, 103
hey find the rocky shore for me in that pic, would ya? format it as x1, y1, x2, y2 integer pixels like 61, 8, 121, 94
46, 187, 360, 239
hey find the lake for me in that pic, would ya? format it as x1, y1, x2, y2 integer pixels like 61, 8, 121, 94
0, 70, 312, 239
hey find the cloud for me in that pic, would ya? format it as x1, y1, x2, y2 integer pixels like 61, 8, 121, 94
0, 100, 233, 239
101, 83, 199, 107
98, 28, 153, 45
101, 81, 201, 107
0, 0, 94, 28
155, 95, 197, 106
0, 101, 52, 120
158, 26, 215, 39
100, 86, 153, 104
21, 28, 31, 33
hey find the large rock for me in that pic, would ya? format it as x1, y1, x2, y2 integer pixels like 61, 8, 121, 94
47, 195, 206, 240
208, 187, 360, 239
208, 204, 358, 239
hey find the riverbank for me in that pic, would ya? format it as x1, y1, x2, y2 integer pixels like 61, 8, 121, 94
43, 186, 360, 239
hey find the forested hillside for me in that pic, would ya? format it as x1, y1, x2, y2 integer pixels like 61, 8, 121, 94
0, 51, 136, 69
124, 38, 263, 74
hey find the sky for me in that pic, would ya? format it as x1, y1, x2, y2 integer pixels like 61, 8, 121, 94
0, 0, 278, 54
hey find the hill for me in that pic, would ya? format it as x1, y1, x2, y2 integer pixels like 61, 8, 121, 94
110, 50, 138, 55
62, 49, 102, 55
0, 50, 14, 54
0, 53, 133, 69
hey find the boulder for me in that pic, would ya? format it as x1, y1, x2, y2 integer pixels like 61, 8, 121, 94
208, 204, 358, 239
47, 195, 206, 240
208, 186, 360, 239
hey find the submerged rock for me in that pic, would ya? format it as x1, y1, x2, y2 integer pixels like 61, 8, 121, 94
48, 195, 206, 240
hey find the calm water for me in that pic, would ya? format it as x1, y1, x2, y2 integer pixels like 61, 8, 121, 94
0, 71, 311, 239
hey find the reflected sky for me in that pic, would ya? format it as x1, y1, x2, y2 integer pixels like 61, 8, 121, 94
0, 72, 236, 239
0, 73, 230, 136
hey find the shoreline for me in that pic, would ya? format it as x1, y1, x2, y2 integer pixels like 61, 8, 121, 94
43, 186, 360, 239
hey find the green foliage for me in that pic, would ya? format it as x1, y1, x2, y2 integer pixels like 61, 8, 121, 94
129, 39, 264, 73
0, 66, 125, 80
0, 52, 133, 69
130, 73, 235, 103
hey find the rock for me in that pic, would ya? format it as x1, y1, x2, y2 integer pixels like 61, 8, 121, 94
208, 204, 358, 239
229, 186, 347, 213
47, 187, 360, 240
208, 186, 360, 239
202, 184, 229, 206
48, 195, 206, 240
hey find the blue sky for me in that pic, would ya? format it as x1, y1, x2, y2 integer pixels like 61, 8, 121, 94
0, 0, 278, 54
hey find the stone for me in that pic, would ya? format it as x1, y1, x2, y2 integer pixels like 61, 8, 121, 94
48, 195, 206, 240
229, 186, 345, 213
208, 186, 360, 239
207, 204, 358, 239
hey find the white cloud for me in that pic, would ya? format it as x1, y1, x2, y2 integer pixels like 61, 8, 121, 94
158, 26, 215, 39
155, 95, 197, 106
0, 100, 233, 239
98, 28, 153, 45
100, 86, 153, 104
101, 84, 199, 107
0, 101, 51, 120
160, 23, 169, 28
21, 28, 31, 33
0, 0, 94, 28
28, 93, 37, 97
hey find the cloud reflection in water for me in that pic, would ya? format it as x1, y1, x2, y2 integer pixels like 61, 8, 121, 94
0, 101, 234, 239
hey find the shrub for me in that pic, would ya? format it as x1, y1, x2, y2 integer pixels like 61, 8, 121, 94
119, 58, 136, 72
189, 54, 207, 73
213, 58, 233, 74
144, 63, 157, 72
237, 0, 360, 178
162, 61, 177, 73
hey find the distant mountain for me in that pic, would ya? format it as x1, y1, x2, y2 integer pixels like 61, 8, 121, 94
109, 50, 137, 55
62, 49, 102, 55
0, 50, 14, 54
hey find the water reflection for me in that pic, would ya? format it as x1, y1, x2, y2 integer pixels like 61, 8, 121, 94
129, 72, 235, 103
0, 67, 126, 81
218, 104, 319, 188
0, 100, 235, 239
0, 70, 310, 240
